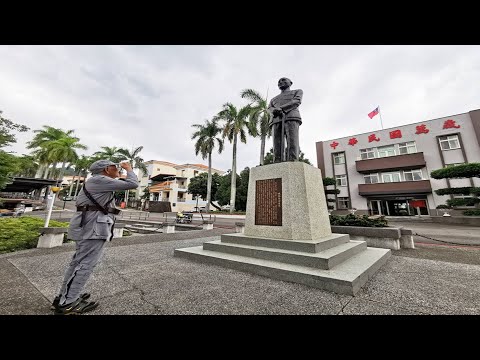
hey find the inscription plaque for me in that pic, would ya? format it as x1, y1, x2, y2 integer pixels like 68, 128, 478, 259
255, 178, 282, 226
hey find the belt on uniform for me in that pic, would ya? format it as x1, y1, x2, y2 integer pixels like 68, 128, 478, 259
77, 205, 120, 227
77, 205, 120, 214
77, 205, 106, 212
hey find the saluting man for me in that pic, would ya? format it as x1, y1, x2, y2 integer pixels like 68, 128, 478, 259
52, 159, 138, 315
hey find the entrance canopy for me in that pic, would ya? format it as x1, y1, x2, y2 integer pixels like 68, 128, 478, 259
2, 177, 58, 193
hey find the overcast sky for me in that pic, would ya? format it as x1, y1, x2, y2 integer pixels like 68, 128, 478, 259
1, 45, 479, 173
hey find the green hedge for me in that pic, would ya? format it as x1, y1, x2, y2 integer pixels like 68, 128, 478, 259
435, 187, 480, 196
322, 177, 336, 187
0, 216, 69, 254
430, 163, 480, 179
436, 204, 451, 209
329, 214, 388, 227
325, 189, 340, 195
446, 198, 480, 207
463, 210, 480, 216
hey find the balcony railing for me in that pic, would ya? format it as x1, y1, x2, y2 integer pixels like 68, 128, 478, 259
177, 198, 186, 202
356, 152, 426, 174
358, 180, 432, 196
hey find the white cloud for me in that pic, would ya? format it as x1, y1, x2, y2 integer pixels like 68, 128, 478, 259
1, 45, 480, 172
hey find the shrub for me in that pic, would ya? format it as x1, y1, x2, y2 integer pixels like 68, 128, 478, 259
0, 216, 69, 254
446, 198, 480, 207
329, 214, 388, 227
436, 204, 451, 209
430, 163, 480, 179
463, 210, 480, 216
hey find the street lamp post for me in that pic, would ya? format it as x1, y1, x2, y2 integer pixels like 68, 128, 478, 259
44, 186, 61, 227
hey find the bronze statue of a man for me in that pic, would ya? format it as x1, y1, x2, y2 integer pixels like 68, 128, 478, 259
268, 77, 303, 162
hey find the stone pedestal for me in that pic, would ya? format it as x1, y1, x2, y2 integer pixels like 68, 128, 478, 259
235, 222, 245, 234
244, 162, 331, 240
37, 227, 68, 248
113, 223, 126, 238
164, 222, 175, 233
175, 162, 391, 295
203, 220, 214, 230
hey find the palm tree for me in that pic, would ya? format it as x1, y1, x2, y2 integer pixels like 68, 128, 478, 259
44, 136, 88, 183
240, 88, 272, 166
215, 103, 256, 213
117, 146, 148, 203
92, 146, 125, 163
30, 148, 50, 178
27, 126, 76, 179
191, 119, 224, 212
13, 155, 39, 177
69, 155, 93, 198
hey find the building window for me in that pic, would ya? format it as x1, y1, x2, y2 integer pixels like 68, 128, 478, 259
364, 174, 379, 184
404, 169, 423, 181
382, 172, 401, 183
439, 135, 460, 150
333, 152, 345, 165
399, 141, 417, 155
377, 145, 396, 158
338, 197, 349, 209
336, 175, 347, 187
360, 148, 376, 160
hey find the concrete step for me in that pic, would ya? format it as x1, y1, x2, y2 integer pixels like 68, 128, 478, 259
203, 240, 367, 270
220, 233, 350, 253
174, 245, 391, 295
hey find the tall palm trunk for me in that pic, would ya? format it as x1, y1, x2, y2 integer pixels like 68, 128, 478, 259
206, 152, 212, 212
43, 164, 50, 179
260, 134, 266, 166
35, 165, 44, 178
56, 161, 66, 188
230, 135, 237, 213
68, 174, 76, 197
74, 170, 84, 199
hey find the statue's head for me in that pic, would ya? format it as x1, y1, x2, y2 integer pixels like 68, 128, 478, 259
278, 77, 293, 90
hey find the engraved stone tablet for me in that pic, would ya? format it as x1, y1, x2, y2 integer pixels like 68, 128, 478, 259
255, 178, 282, 226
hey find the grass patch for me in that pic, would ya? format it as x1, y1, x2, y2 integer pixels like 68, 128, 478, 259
0, 216, 69, 254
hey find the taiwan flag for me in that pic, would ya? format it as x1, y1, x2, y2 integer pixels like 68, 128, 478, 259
368, 107, 379, 119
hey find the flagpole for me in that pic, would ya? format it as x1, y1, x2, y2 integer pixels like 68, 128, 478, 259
378, 105, 384, 130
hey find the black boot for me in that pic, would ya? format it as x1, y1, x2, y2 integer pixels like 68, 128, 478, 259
50, 293, 91, 311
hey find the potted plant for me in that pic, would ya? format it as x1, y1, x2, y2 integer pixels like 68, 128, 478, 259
436, 204, 451, 217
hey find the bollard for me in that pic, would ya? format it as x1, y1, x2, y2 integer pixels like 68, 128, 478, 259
113, 223, 126, 238
235, 222, 245, 234
37, 227, 68, 248
164, 222, 175, 233
202, 220, 214, 230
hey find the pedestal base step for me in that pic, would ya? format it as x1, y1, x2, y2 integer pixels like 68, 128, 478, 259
174, 244, 391, 295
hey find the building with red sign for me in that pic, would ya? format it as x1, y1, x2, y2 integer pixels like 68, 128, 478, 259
316, 109, 480, 216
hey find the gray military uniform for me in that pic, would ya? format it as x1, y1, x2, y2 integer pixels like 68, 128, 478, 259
68, 170, 138, 241
268, 89, 303, 162
58, 169, 138, 306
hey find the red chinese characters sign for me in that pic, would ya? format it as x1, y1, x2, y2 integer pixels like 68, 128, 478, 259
443, 119, 460, 129
389, 130, 402, 139
330, 141, 339, 150
415, 124, 429, 134
368, 134, 380, 142
348, 137, 358, 146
